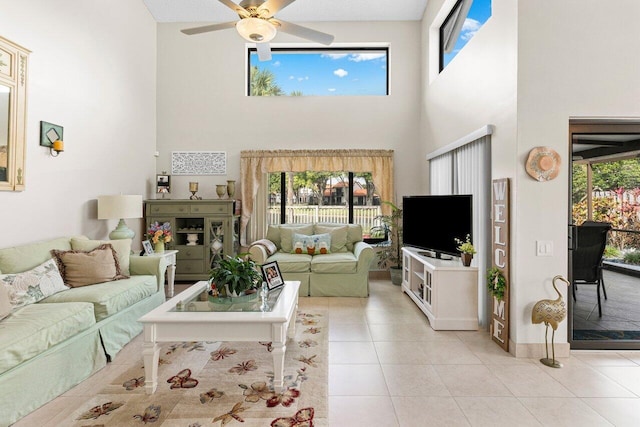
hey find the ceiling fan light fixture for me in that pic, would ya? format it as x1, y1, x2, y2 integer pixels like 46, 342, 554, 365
236, 17, 277, 43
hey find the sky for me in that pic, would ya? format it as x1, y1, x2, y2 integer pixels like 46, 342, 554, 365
443, 0, 492, 69
250, 50, 388, 96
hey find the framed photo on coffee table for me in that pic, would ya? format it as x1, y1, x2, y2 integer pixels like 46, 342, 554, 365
261, 261, 284, 291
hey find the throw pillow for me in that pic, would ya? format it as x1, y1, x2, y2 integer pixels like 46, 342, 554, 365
279, 225, 314, 253
0, 258, 68, 310
251, 239, 278, 256
292, 233, 331, 255
70, 238, 132, 276
314, 224, 349, 253
51, 244, 127, 288
0, 284, 11, 319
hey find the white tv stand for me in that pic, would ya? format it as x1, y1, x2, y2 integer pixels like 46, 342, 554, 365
401, 247, 479, 330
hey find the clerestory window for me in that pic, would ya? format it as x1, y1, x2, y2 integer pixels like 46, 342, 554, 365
247, 47, 389, 96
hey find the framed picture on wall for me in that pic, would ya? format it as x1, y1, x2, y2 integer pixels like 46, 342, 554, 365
261, 261, 284, 291
157, 174, 170, 193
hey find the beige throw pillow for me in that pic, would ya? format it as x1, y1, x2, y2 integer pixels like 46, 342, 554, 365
51, 244, 127, 287
71, 238, 132, 275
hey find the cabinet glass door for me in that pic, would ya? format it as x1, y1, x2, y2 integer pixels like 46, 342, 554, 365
207, 218, 228, 268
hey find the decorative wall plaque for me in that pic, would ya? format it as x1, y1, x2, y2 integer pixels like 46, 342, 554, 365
171, 151, 226, 175
491, 178, 510, 352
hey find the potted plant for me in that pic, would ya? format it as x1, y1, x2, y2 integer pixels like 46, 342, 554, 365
373, 201, 403, 285
147, 221, 172, 253
209, 254, 262, 301
454, 234, 476, 267
487, 266, 506, 300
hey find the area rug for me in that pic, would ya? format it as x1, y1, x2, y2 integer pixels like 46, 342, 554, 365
61, 309, 327, 426
573, 329, 640, 340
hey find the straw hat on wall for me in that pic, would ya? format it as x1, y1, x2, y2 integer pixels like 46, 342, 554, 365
525, 147, 561, 182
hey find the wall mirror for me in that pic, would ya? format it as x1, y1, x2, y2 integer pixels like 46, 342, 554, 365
0, 36, 29, 192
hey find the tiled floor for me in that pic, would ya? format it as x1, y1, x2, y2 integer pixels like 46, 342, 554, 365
14, 279, 640, 426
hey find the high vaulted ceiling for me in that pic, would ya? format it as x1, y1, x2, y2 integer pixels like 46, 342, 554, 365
143, 0, 429, 23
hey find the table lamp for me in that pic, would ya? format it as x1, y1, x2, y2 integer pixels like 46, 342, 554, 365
98, 195, 143, 240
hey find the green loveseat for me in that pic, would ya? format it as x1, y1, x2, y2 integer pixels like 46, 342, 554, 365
0, 236, 167, 426
248, 223, 375, 297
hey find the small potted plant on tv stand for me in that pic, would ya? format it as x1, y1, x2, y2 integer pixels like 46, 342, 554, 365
373, 201, 403, 285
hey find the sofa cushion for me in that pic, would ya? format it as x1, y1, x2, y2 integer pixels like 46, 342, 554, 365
314, 223, 363, 251
51, 244, 127, 288
266, 252, 312, 273
0, 237, 72, 275
279, 225, 314, 253
0, 301, 95, 375
292, 233, 331, 255
314, 224, 348, 253
40, 275, 158, 322
310, 252, 358, 274
71, 238, 132, 276
0, 258, 68, 310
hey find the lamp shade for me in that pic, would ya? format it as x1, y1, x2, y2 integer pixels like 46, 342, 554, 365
236, 17, 277, 43
98, 195, 143, 220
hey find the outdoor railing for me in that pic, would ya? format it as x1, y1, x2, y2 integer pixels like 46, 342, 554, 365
267, 205, 382, 234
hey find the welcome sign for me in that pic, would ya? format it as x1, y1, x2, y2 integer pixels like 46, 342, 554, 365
491, 178, 510, 351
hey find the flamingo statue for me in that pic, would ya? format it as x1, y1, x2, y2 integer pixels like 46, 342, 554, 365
531, 275, 570, 368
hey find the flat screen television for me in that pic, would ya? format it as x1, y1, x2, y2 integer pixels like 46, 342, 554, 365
402, 195, 473, 259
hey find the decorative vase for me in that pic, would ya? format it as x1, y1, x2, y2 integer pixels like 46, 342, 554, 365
216, 184, 227, 198
154, 241, 165, 253
186, 233, 198, 246
226, 180, 236, 198
461, 253, 473, 267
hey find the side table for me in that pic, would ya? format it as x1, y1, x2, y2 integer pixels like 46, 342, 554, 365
148, 250, 178, 297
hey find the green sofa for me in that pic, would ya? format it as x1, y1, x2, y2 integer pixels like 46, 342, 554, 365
0, 236, 167, 426
248, 223, 375, 297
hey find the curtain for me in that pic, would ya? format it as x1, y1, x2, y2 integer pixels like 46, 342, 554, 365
240, 149, 394, 244
429, 152, 453, 195
455, 136, 491, 327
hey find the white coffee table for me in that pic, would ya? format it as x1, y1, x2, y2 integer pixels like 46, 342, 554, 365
138, 280, 300, 394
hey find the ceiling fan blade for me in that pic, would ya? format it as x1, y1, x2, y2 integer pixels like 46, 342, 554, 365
256, 42, 272, 61
181, 21, 237, 35
218, 0, 250, 18
273, 20, 334, 45
258, 0, 296, 17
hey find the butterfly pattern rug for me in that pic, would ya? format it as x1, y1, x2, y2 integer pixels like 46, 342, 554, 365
61, 310, 327, 426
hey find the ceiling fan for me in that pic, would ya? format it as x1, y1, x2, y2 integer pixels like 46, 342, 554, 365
181, 0, 335, 62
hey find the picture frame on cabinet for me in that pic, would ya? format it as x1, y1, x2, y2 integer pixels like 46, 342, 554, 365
157, 174, 170, 193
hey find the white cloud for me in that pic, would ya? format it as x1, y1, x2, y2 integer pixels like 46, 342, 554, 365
322, 53, 348, 60
328, 88, 336, 92
297, 76, 309, 81
348, 53, 386, 62
334, 68, 348, 78
273, 61, 281, 67
461, 18, 482, 41
289, 75, 294, 80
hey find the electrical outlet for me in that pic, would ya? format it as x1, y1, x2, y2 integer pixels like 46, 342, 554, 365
536, 240, 553, 257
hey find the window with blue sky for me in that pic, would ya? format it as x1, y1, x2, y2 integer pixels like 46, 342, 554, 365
248, 48, 388, 96
440, 0, 492, 71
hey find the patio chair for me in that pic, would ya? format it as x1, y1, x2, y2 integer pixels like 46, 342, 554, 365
572, 221, 612, 317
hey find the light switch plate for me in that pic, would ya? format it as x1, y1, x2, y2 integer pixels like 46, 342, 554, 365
536, 240, 553, 256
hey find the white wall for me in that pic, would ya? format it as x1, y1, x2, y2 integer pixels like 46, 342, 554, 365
514, 0, 640, 348
0, 0, 157, 248
155, 21, 422, 201
422, 0, 640, 354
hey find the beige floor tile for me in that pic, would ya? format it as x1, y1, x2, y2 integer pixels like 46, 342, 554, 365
518, 397, 614, 427
365, 308, 427, 324
618, 351, 640, 365
329, 364, 389, 396
421, 340, 483, 365
329, 396, 399, 427
329, 341, 379, 364
392, 396, 470, 427
11, 396, 88, 427
328, 307, 368, 324
543, 363, 636, 398
368, 322, 441, 342
592, 366, 640, 396
582, 397, 640, 427
486, 364, 574, 397
434, 365, 512, 397
374, 341, 428, 365
328, 322, 372, 341
455, 396, 543, 427
462, 335, 536, 365
573, 351, 640, 367
382, 364, 450, 397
